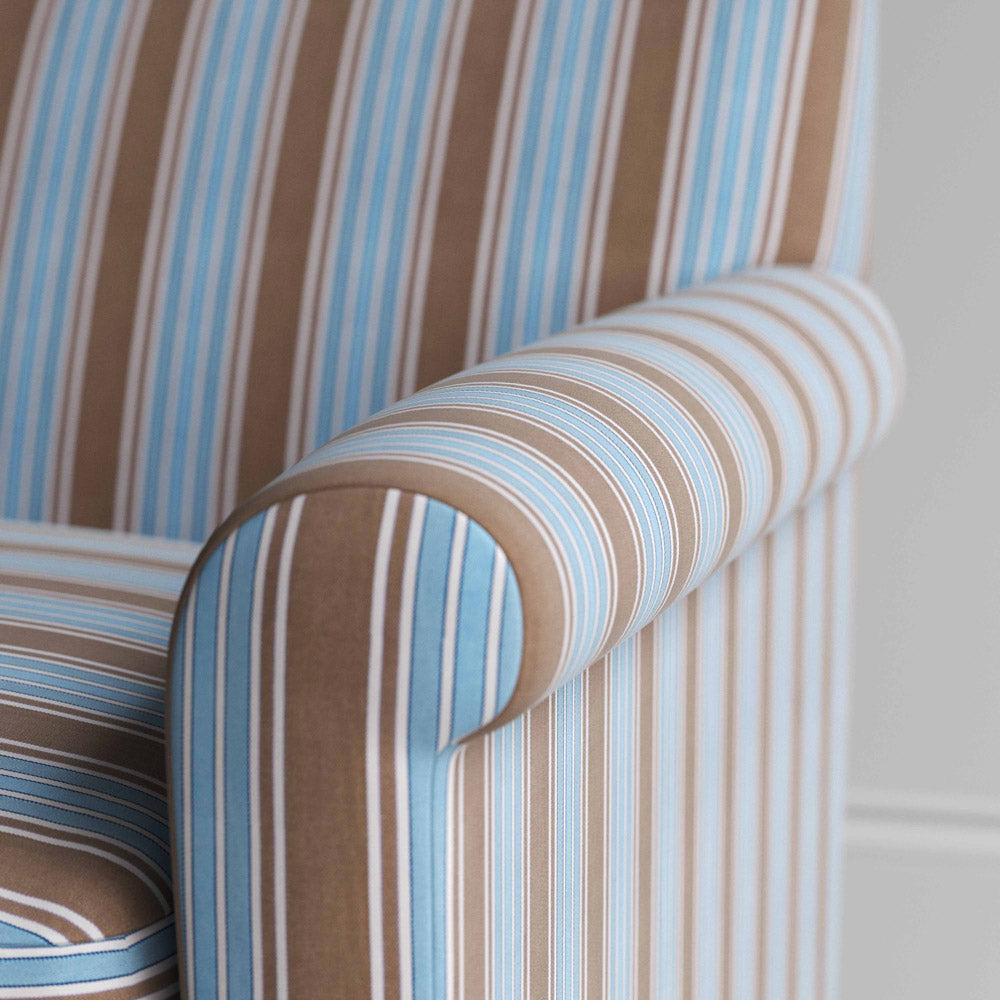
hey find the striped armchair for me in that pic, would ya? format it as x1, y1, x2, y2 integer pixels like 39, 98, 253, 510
0, 2, 901, 998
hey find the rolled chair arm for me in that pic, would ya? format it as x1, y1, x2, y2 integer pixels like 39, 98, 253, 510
167, 265, 902, 996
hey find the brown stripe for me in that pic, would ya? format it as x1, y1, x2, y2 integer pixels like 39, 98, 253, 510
613, 318, 787, 528
586, 656, 606, 999
0, 829, 165, 939
414, 0, 518, 390
777, 0, 853, 262
98, 967, 180, 1000
756, 533, 774, 1000
744, 272, 879, 446
284, 487, 388, 997
528, 694, 552, 996
0, 575, 179, 616
235, 0, 352, 504
0, 1, 50, 252
463, 738, 487, 999
253, 500, 291, 1000
53, 1, 148, 517
656, 0, 710, 295
682, 592, 699, 1000
636, 625, 656, 998
0, 621, 168, 676
1, 698, 165, 782
596, 0, 689, 313
379, 491, 414, 1000
69, 0, 192, 529
0, 2, 34, 157
0, 811, 170, 911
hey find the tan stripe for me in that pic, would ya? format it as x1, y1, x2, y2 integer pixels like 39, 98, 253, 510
462, 736, 487, 999
721, 563, 739, 1000
528, 695, 551, 997
91, 967, 180, 1000
521, 342, 745, 580
717, 290, 854, 474
0, 814, 169, 917
0, 622, 167, 676
0, 2, 35, 178
682, 592, 698, 1000
585, 656, 606, 1000
578, 0, 634, 321
743, 272, 879, 445
1, 698, 165, 782
636, 625, 655, 998
815, 485, 835, 1000
235, 0, 352, 505
414, 0, 518, 390
756, 533, 774, 1000
666, 299, 825, 488
284, 488, 389, 996
776, 0, 852, 263
0, 830, 163, 941
0, 575, 178, 616
68, 0, 192, 529
469, 0, 537, 367
382, 493, 416, 998
656, 0, 709, 294
596, 0, 688, 314
255, 499, 291, 1000
53, 2, 148, 522
0, 1, 54, 264
215, 0, 305, 524
787, 511, 807, 995
611, 320, 786, 528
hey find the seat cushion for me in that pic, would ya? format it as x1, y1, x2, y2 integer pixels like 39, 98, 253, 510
0, 520, 197, 997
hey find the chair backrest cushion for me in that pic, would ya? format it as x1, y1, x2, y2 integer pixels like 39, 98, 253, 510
0, 0, 875, 541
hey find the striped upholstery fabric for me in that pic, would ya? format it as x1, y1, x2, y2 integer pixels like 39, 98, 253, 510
170, 267, 902, 997
0, 520, 198, 997
0, 0, 877, 541
0, 2, 901, 998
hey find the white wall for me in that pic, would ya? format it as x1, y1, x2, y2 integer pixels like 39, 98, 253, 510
844, 0, 1000, 992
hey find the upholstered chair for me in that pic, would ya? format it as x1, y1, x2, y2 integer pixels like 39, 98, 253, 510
0, 1, 901, 997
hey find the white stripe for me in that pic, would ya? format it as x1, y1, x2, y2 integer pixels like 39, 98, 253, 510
396, 495, 428, 1000
272, 495, 305, 1000
0, 887, 100, 941
366, 488, 401, 1000
0, 909, 68, 946
249, 507, 278, 1000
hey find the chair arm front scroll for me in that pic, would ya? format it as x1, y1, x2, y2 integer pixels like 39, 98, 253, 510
166, 265, 902, 997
